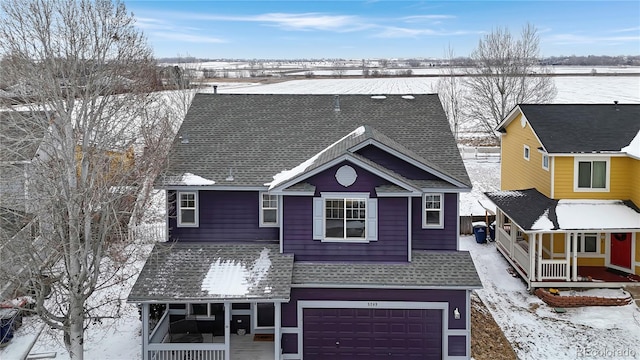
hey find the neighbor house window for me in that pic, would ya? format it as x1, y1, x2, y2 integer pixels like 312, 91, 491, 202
575, 158, 608, 191
178, 191, 198, 227
570, 233, 599, 253
523, 145, 530, 161
260, 193, 278, 226
542, 154, 549, 171
325, 198, 366, 239
312, 194, 377, 242
423, 193, 444, 228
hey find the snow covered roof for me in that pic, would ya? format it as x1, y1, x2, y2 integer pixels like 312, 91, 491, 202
160, 94, 470, 188
622, 130, 640, 159
485, 189, 640, 231
499, 104, 640, 154
127, 243, 294, 302
292, 250, 481, 288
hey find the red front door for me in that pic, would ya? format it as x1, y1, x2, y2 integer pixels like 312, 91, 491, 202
610, 233, 632, 269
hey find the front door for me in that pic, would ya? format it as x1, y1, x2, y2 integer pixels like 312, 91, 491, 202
610, 233, 632, 270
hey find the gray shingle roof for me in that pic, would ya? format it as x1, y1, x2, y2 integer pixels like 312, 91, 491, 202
291, 251, 481, 288
128, 243, 294, 302
160, 94, 470, 188
485, 189, 558, 230
512, 104, 640, 153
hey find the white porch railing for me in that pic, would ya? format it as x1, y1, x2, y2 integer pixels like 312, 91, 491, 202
539, 260, 567, 280
496, 227, 512, 253
148, 344, 225, 360
512, 242, 530, 275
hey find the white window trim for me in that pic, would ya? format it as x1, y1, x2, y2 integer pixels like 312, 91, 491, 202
320, 192, 371, 243
422, 193, 444, 229
523, 145, 530, 161
570, 233, 601, 255
177, 191, 198, 227
573, 157, 610, 192
259, 192, 279, 227
541, 153, 549, 171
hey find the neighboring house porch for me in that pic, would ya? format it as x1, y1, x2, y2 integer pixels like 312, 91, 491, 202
486, 189, 640, 289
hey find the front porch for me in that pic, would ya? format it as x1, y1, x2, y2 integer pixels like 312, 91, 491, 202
493, 215, 639, 288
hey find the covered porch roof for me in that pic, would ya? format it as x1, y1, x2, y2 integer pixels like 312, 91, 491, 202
128, 243, 294, 303
485, 189, 640, 232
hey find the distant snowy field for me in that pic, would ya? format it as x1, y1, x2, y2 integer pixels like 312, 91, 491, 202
202, 76, 640, 104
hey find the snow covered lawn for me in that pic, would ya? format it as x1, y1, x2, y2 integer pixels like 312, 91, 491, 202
462, 235, 640, 359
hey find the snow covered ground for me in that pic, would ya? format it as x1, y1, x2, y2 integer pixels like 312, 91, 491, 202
3, 159, 639, 360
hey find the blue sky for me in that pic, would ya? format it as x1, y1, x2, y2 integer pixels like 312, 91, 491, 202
124, 1, 640, 59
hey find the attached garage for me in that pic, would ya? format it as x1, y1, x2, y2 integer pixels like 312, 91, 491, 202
300, 302, 444, 360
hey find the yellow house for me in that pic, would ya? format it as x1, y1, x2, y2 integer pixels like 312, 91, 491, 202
485, 103, 640, 288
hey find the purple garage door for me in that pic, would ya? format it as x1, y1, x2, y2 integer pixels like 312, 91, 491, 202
303, 308, 442, 360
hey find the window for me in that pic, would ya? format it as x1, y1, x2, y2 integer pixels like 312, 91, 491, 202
542, 154, 549, 171
178, 192, 198, 227
523, 145, 530, 161
313, 194, 377, 242
260, 193, 278, 226
570, 233, 599, 253
423, 193, 444, 228
254, 303, 275, 328
575, 158, 608, 191
325, 198, 366, 239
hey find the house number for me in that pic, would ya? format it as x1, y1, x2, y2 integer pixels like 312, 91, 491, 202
367, 302, 378, 307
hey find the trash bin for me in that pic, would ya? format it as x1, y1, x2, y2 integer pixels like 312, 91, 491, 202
472, 221, 487, 244
0, 308, 18, 345
489, 221, 496, 241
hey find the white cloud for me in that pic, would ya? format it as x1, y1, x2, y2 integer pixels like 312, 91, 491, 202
151, 31, 227, 44
547, 33, 640, 46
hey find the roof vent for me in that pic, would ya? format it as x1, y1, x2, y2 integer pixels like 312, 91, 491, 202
402, 95, 415, 100
371, 95, 386, 100
179, 134, 189, 144
614, 100, 619, 111
226, 168, 234, 181
213, 85, 218, 94
334, 95, 340, 112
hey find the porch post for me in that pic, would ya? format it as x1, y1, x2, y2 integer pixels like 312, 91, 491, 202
565, 232, 571, 281
274, 302, 282, 360
572, 232, 578, 281
536, 234, 542, 281
224, 302, 231, 360
141, 303, 149, 360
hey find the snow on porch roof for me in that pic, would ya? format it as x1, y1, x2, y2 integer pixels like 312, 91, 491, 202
485, 189, 640, 232
128, 243, 294, 303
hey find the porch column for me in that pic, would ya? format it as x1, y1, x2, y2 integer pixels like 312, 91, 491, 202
536, 234, 542, 281
224, 302, 231, 360
274, 302, 282, 360
141, 303, 149, 360
572, 232, 578, 281
565, 232, 571, 281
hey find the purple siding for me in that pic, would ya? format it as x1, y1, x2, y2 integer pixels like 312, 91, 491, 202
282, 288, 467, 329
356, 145, 439, 180
307, 161, 388, 195
448, 335, 467, 356
282, 195, 408, 262
168, 190, 279, 242
411, 193, 458, 251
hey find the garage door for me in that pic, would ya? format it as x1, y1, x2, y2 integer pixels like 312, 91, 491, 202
303, 308, 442, 360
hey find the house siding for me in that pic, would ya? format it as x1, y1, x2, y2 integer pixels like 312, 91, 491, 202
168, 190, 279, 242
500, 112, 551, 196
355, 144, 440, 180
553, 156, 634, 199
282, 196, 409, 262
411, 193, 459, 251
281, 287, 469, 356
281, 161, 409, 262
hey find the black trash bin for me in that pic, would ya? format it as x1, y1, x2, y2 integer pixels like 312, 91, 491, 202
472, 221, 487, 244
489, 221, 496, 241
0, 308, 18, 345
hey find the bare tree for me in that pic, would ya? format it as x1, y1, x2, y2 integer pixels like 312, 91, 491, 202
435, 45, 464, 142
0, 1, 180, 358
464, 23, 557, 136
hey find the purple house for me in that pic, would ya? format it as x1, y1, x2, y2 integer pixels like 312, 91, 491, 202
128, 94, 481, 360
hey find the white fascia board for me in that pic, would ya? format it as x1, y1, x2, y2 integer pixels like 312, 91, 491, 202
269, 154, 423, 194
421, 187, 471, 193
291, 284, 483, 290
495, 105, 522, 131
376, 192, 420, 197
127, 298, 290, 304
550, 152, 627, 157
349, 139, 468, 189
161, 185, 266, 191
